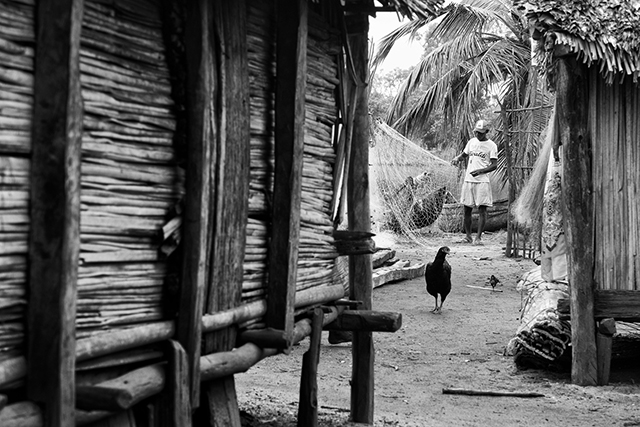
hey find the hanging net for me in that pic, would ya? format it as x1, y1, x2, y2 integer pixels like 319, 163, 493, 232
370, 119, 462, 245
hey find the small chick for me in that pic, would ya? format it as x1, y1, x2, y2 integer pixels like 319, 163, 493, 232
489, 275, 500, 291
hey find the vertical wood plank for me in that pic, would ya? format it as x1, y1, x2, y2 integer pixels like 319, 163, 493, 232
27, 0, 84, 425
266, 0, 308, 341
178, 0, 215, 408
200, 0, 250, 425
158, 340, 191, 427
556, 56, 597, 386
346, 14, 374, 424
596, 318, 616, 386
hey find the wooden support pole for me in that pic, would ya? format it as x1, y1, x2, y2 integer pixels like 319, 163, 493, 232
556, 56, 597, 386
596, 318, 616, 386
267, 0, 308, 343
324, 310, 402, 332
27, 1, 84, 425
178, 0, 215, 408
199, 1, 250, 425
158, 341, 191, 426
345, 14, 374, 424
297, 308, 324, 427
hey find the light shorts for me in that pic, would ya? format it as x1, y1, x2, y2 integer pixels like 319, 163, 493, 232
460, 181, 493, 208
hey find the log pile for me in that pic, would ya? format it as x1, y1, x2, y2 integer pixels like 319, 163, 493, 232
77, 0, 182, 337
507, 267, 571, 366
0, 0, 34, 356
245, 3, 339, 310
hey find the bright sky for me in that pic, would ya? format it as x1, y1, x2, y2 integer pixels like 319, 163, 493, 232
368, 13, 423, 73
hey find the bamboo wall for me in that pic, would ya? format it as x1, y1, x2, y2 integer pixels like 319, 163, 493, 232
591, 70, 640, 291
0, 0, 33, 359
243, 0, 341, 327
0, 0, 351, 423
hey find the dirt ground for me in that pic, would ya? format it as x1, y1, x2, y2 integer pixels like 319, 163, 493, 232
236, 231, 640, 426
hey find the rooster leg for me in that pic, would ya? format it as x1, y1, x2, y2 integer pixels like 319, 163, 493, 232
431, 297, 439, 313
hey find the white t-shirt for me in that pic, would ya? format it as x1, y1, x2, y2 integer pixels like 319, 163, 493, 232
463, 138, 498, 183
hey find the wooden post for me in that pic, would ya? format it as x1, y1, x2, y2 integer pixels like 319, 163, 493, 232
346, 14, 374, 424
199, 1, 250, 426
27, 0, 84, 425
266, 0, 308, 345
596, 318, 616, 386
178, 0, 215, 408
297, 308, 324, 427
556, 56, 597, 386
159, 341, 191, 426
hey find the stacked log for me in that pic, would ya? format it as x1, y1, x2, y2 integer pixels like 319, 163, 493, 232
245, 2, 340, 310
77, 0, 182, 337
507, 267, 571, 366
0, 0, 34, 355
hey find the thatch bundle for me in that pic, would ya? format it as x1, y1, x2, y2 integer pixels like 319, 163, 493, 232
244, 2, 340, 308
0, 0, 34, 356
77, 0, 182, 338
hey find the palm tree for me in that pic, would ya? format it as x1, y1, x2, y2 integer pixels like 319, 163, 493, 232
372, 0, 552, 178
372, 0, 554, 255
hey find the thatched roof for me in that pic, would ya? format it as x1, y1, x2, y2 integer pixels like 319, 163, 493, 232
378, 0, 443, 19
514, 0, 640, 82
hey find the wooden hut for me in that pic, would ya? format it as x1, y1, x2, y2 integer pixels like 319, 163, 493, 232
0, 0, 442, 425
515, 0, 640, 386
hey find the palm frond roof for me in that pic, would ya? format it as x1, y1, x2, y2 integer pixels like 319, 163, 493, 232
379, 0, 444, 19
514, 0, 640, 82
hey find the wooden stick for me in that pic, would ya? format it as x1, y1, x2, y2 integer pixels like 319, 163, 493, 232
442, 388, 545, 398
75, 363, 165, 411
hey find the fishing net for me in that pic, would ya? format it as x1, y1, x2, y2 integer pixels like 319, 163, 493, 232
370, 120, 461, 245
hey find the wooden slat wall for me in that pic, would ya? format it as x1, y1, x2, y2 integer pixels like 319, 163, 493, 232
77, 0, 181, 336
0, 0, 34, 359
592, 71, 640, 291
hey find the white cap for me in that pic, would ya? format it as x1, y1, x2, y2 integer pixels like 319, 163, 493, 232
474, 120, 490, 133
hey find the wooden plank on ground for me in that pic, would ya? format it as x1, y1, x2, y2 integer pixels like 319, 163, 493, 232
27, 1, 84, 426
346, 14, 374, 424
266, 0, 308, 343
556, 56, 597, 386
372, 261, 425, 289
177, 0, 215, 409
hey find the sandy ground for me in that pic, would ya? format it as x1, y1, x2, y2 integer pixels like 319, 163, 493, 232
236, 231, 640, 426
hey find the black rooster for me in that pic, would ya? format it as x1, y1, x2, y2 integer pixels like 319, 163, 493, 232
425, 246, 451, 314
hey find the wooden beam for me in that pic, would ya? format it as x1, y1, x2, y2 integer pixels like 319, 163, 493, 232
297, 308, 324, 427
346, 15, 375, 424
324, 310, 402, 332
556, 56, 597, 386
178, 0, 215, 408
75, 364, 165, 412
27, 0, 84, 425
558, 290, 640, 321
266, 0, 308, 342
200, 1, 250, 425
200, 308, 340, 382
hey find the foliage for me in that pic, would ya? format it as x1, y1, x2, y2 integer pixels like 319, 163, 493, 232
371, 0, 554, 195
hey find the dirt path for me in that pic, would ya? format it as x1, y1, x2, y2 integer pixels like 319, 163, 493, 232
237, 232, 640, 426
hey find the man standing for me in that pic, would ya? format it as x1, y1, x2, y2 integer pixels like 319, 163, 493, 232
451, 120, 498, 245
